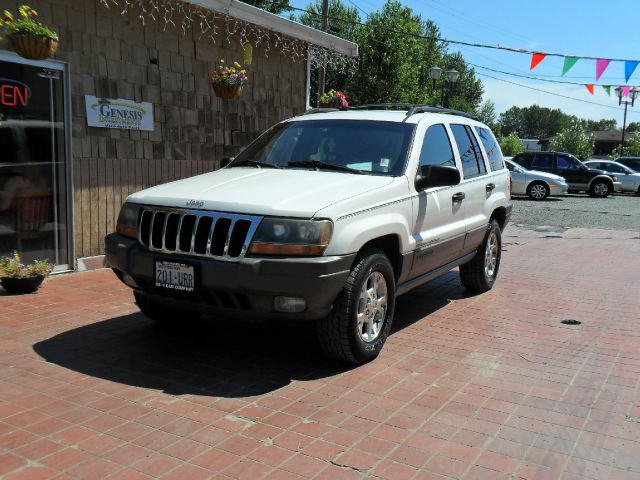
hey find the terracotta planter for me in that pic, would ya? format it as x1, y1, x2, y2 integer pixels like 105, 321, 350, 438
212, 83, 244, 100
10, 34, 58, 60
1, 275, 45, 294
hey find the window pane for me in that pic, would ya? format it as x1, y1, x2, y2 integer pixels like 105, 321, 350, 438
603, 163, 624, 173
532, 153, 553, 169
475, 126, 504, 171
557, 155, 580, 170
451, 124, 484, 178
233, 120, 415, 176
466, 126, 486, 175
419, 124, 455, 168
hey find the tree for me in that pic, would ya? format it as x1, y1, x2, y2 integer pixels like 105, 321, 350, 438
584, 118, 617, 131
477, 100, 496, 127
498, 132, 524, 156
550, 120, 595, 160
240, 0, 290, 14
612, 132, 640, 157
626, 122, 640, 133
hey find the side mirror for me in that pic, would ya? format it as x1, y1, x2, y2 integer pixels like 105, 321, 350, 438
221, 157, 234, 168
416, 165, 461, 191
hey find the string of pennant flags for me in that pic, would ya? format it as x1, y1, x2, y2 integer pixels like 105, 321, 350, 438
530, 53, 639, 96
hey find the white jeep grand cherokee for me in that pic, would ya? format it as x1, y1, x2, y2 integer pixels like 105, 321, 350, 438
106, 106, 512, 363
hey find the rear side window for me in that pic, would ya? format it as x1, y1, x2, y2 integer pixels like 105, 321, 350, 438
475, 126, 504, 171
532, 153, 553, 169
418, 124, 455, 169
451, 124, 486, 179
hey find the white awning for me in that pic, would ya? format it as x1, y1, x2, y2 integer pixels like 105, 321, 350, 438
185, 0, 358, 58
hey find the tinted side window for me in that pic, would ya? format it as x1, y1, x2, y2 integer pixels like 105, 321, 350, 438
532, 153, 553, 169
602, 163, 625, 173
451, 124, 486, 179
419, 124, 455, 169
556, 155, 581, 170
475, 126, 504, 171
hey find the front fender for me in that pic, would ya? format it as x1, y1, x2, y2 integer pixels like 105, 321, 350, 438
586, 175, 614, 190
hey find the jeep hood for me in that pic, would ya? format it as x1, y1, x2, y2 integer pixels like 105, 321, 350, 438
127, 167, 395, 217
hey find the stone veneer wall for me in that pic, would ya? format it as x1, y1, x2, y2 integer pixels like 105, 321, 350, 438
0, 0, 308, 259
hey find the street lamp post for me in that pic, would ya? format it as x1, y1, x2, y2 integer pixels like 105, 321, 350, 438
428, 67, 459, 107
615, 87, 639, 156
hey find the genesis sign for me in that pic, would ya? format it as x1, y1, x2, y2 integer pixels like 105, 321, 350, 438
85, 95, 153, 131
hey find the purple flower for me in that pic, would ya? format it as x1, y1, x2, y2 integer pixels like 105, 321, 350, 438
19, 264, 25, 269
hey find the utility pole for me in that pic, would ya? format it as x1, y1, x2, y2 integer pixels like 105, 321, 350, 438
317, 0, 329, 104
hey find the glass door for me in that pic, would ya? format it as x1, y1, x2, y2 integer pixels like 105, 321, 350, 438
0, 55, 69, 268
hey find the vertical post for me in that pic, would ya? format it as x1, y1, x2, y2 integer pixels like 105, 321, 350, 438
621, 101, 628, 156
317, 0, 329, 104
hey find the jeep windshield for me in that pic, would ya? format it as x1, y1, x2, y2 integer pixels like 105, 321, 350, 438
227, 120, 415, 176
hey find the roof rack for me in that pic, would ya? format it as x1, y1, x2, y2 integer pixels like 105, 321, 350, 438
349, 103, 416, 110
302, 107, 341, 115
404, 105, 479, 121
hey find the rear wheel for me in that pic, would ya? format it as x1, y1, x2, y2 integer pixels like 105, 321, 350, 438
527, 181, 550, 200
134, 291, 199, 325
588, 180, 611, 198
459, 219, 502, 293
316, 248, 396, 364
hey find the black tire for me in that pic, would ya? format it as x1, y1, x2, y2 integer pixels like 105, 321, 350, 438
134, 291, 199, 325
526, 181, 550, 200
316, 248, 396, 364
636, 186, 640, 196
459, 219, 502, 293
588, 180, 611, 198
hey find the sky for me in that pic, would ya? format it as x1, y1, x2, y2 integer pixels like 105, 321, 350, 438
286, 0, 640, 126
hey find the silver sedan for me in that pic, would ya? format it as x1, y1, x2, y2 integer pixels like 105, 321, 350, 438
505, 158, 569, 200
584, 160, 640, 195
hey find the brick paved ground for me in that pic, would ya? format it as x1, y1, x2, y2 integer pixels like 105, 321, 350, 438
1, 226, 639, 480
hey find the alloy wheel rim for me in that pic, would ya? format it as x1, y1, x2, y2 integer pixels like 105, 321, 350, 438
594, 183, 608, 196
484, 231, 499, 278
356, 271, 388, 342
531, 184, 546, 199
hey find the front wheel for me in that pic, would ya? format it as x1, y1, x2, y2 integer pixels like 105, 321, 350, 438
527, 181, 550, 200
589, 180, 610, 198
316, 249, 396, 364
459, 219, 502, 293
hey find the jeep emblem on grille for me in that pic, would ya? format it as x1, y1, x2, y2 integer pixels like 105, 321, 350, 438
186, 200, 204, 208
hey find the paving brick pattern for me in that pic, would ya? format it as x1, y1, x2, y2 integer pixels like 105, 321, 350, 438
1, 226, 639, 479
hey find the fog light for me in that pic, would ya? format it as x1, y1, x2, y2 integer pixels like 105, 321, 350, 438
122, 273, 138, 288
274, 296, 306, 313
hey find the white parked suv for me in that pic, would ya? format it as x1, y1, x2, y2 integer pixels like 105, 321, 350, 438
106, 106, 512, 363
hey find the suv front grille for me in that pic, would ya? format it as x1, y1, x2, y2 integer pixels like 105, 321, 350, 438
138, 207, 262, 262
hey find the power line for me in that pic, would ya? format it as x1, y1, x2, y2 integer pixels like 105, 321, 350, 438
476, 71, 640, 115
287, 5, 640, 63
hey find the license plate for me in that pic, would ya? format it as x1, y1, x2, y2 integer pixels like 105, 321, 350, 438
155, 261, 195, 292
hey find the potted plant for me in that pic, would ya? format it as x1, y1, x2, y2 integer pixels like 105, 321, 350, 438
0, 5, 58, 60
0, 252, 53, 294
210, 60, 248, 100
319, 89, 349, 109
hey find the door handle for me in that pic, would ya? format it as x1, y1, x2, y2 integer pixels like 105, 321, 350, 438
452, 192, 465, 202
486, 183, 496, 192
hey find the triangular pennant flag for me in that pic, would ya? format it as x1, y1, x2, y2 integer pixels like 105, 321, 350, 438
562, 56, 579, 76
625, 61, 639, 83
603, 85, 611, 96
585, 84, 594, 95
595, 59, 611, 81
530, 52, 546, 70
621, 85, 632, 97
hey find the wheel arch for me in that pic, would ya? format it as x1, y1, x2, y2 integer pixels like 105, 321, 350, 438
587, 175, 614, 191
356, 234, 402, 280
490, 207, 507, 231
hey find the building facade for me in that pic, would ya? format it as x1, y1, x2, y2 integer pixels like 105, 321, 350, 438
0, 0, 356, 269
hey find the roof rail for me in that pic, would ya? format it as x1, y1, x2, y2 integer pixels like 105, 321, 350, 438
302, 107, 341, 115
404, 105, 479, 121
349, 103, 415, 110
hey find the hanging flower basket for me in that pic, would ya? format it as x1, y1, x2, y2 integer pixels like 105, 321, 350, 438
212, 83, 244, 100
210, 59, 248, 101
319, 90, 349, 109
10, 34, 58, 60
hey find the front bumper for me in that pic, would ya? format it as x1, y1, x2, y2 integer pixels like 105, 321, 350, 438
550, 183, 569, 196
105, 233, 355, 320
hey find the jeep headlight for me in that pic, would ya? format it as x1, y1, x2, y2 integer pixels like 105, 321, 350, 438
248, 218, 333, 256
116, 203, 139, 239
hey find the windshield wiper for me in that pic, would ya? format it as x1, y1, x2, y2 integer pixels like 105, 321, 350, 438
288, 160, 365, 174
230, 159, 282, 169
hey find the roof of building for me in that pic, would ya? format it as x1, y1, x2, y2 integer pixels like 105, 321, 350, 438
592, 130, 623, 141
186, 0, 358, 57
